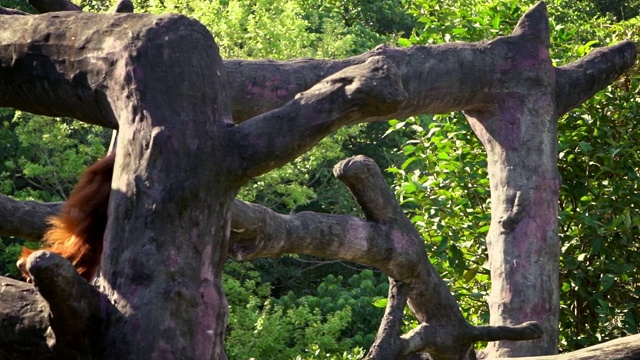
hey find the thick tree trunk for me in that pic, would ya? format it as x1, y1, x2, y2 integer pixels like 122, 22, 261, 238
95, 16, 233, 357
462, 6, 562, 356
0, 2, 636, 359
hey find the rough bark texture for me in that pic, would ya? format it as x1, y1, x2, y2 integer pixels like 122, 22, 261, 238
0, 276, 52, 360
0, 2, 636, 359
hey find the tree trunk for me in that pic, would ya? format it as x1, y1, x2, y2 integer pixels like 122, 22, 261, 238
462, 7, 562, 356
0, 2, 636, 359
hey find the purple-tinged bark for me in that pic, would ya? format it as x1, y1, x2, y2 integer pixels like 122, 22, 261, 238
0, 2, 636, 359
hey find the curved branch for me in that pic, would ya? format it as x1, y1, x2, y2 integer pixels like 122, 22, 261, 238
25, 250, 108, 358
333, 155, 405, 222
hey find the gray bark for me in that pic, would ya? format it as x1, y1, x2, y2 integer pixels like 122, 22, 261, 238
0, 1, 636, 359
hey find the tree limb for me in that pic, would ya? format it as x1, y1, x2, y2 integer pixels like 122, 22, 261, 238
28, 0, 81, 13
226, 56, 407, 184
25, 250, 110, 358
555, 41, 638, 116
1, 7, 634, 128
0, 7, 29, 15
482, 333, 640, 360
0, 194, 61, 240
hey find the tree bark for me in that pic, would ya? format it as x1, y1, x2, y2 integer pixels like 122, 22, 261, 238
0, 2, 636, 359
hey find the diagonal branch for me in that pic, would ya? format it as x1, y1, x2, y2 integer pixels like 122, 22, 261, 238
0, 7, 29, 15
555, 41, 637, 116
230, 155, 541, 359
225, 57, 407, 184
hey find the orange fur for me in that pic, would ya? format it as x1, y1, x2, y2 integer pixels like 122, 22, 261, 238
18, 153, 115, 282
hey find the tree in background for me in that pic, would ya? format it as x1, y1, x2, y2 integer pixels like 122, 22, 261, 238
388, 0, 640, 353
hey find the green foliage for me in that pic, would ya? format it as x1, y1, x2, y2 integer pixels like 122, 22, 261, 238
224, 263, 384, 359
0, 238, 23, 278
299, 0, 415, 54
406, 0, 524, 45
1, 111, 110, 201
0, 110, 110, 279
386, 114, 491, 325
555, 17, 640, 351
0, 0, 35, 12
587, 0, 640, 21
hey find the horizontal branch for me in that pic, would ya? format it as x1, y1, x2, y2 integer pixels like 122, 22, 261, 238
0, 194, 61, 240
484, 333, 640, 360
469, 322, 543, 342
28, 0, 81, 13
0, 6, 29, 15
230, 200, 410, 275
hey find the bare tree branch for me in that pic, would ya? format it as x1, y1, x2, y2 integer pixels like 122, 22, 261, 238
0, 7, 29, 15
0, 194, 61, 240
556, 42, 638, 116
226, 56, 407, 183
28, 0, 81, 13
483, 333, 640, 360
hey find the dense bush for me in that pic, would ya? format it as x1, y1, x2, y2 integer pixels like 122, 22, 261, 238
224, 263, 386, 359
